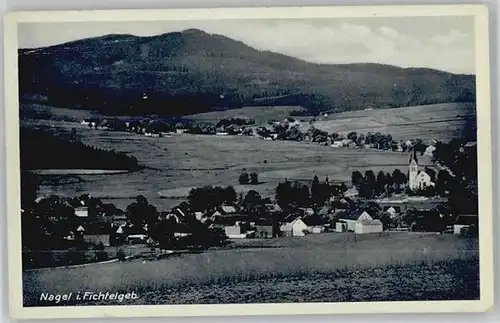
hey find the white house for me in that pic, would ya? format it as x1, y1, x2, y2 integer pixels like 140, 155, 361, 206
338, 211, 373, 232
424, 145, 436, 156
408, 149, 434, 191
331, 141, 344, 148
194, 211, 204, 222
74, 206, 89, 218
386, 207, 398, 218
355, 219, 383, 234
176, 129, 187, 134
280, 217, 309, 237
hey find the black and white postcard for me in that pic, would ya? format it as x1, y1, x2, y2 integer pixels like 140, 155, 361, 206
3, 5, 494, 319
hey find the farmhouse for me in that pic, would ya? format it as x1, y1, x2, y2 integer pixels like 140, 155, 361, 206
337, 211, 373, 232
280, 217, 308, 237
453, 214, 478, 235
224, 222, 253, 239
354, 219, 383, 234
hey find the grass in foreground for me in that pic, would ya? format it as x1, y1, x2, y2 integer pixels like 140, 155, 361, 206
23, 233, 479, 306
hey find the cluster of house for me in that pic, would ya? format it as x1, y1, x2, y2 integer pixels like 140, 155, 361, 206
194, 203, 386, 238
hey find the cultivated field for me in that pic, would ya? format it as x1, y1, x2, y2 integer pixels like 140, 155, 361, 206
23, 232, 479, 306
307, 102, 476, 142
26, 118, 432, 210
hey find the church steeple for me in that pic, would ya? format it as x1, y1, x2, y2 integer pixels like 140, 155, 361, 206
408, 147, 419, 190
408, 147, 418, 165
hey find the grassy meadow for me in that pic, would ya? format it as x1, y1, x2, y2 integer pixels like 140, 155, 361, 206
26, 117, 433, 210
187, 106, 307, 124
307, 102, 476, 142
23, 232, 479, 306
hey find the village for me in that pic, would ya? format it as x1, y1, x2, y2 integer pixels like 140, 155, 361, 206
80, 114, 440, 156
21, 126, 479, 270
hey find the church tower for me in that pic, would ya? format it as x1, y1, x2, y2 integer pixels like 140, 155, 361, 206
408, 148, 419, 190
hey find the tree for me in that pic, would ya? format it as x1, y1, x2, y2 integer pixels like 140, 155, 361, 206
275, 180, 293, 207
243, 190, 262, 213
392, 169, 405, 190
239, 172, 250, 185
351, 171, 364, 188
364, 170, 376, 198
435, 170, 451, 196
376, 171, 386, 196
385, 172, 394, 195
250, 172, 259, 185
223, 186, 237, 204
347, 131, 358, 142
311, 175, 320, 204
126, 195, 158, 232
294, 181, 311, 207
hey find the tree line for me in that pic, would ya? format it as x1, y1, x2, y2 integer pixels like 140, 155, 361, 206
20, 128, 140, 171
351, 169, 408, 199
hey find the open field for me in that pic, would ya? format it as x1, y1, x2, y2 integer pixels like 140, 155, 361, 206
23, 232, 479, 306
187, 106, 307, 124
24, 118, 432, 210
307, 102, 476, 142
20, 103, 103, 122
186, 102, 476, 142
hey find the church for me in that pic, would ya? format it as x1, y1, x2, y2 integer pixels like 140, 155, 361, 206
408, 148, 435, 191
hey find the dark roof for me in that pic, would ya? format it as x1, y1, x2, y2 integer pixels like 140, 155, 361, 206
339, 210, 363, 221
455, 215, 478, 226
302, 216, 327, 226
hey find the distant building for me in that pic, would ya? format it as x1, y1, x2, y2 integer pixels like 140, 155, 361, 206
74, 206, 89, 218
84, 234, 110, 247
331, 141, 344, 148
280, 217, 308, 237
453, 214, 478, 234
194, 211, 204, 222
424, 145, 436, 156
355, 219, 383, 234
386, 207, 398, 218
408, 148, 434, 191
254, 222, 277, 239
337, 211, 373, 232
302, 216, 328, 234
224, 223, 243, 237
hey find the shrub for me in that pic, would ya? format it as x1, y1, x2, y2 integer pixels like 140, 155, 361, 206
239, 172, 250, 185
117, 249, 126, 261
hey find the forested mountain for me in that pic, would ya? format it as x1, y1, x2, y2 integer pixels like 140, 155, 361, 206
19, 29, 475, 116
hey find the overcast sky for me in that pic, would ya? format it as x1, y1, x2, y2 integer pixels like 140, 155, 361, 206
18, 16, 475, 74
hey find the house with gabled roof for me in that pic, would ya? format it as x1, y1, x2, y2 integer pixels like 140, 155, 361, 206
280, 217, 308, 237
337, 210, 372, 232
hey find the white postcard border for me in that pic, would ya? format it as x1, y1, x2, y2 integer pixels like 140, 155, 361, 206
3, 5, 493, 319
